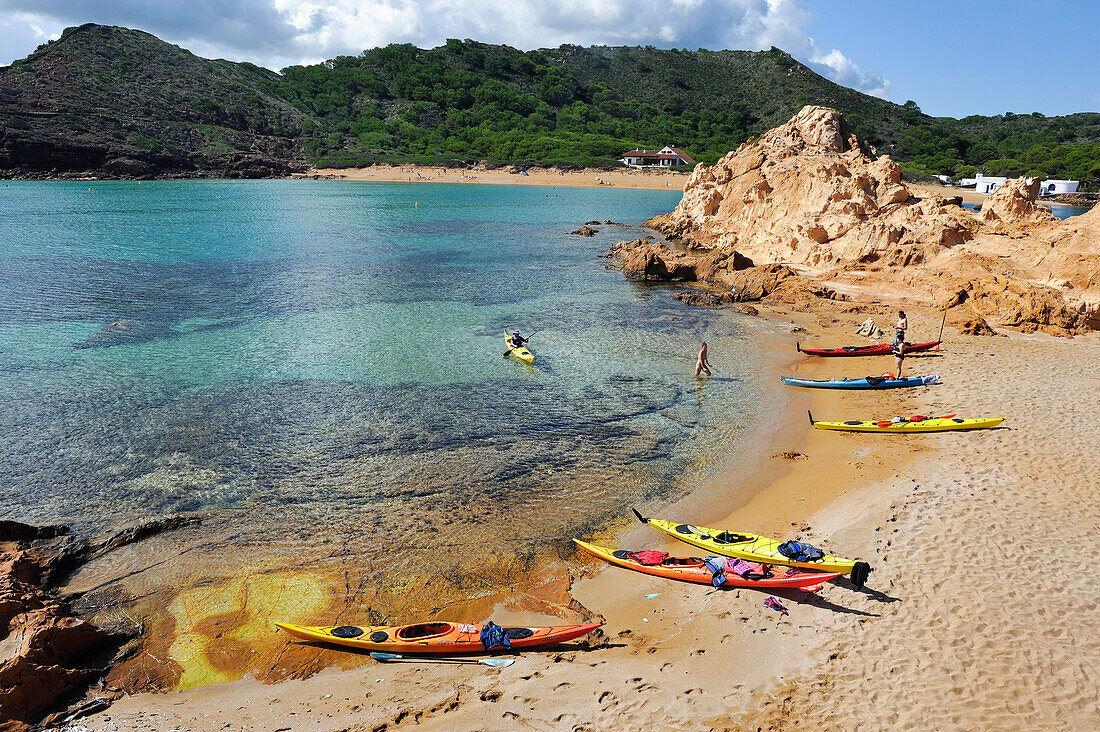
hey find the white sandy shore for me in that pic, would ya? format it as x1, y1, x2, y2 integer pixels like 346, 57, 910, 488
74, 307, 1100, 731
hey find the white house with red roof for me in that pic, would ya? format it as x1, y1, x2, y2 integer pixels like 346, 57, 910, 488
620, 145, 695, 168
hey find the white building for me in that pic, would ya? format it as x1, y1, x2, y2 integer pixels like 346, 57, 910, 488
961, 175, 1081, 196
620, 145, 695, 168
1038, 179, 1080, 196
974, 174, 1008, 194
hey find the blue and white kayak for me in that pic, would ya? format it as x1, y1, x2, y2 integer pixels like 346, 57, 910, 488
780, 375, 939, 390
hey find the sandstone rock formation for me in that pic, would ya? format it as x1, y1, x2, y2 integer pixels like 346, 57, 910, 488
646, 105, 975, 269
0, 516, 199, 730
978, 177, 1057, 228
0, 524, 121, 731
614, 105, 1098, 334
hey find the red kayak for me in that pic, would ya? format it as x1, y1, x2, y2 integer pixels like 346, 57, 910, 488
574, 540, 839, 591
796, 340, 941, 357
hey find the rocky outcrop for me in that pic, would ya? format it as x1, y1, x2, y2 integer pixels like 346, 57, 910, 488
648, 106, 975, 269
570, 226, 598, 237
979, 177, 1057, 228
0, 516, 200, 730
607, 238, 753, 282
943, 277, 1085, 335
0, 523, 126, 731
945, 307, 1000, 336
616, 105, 1099, 334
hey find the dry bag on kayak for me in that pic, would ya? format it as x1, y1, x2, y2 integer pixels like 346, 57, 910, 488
480, 621, 512, 651
777, 540, 825, 563
626, 550, 669, 566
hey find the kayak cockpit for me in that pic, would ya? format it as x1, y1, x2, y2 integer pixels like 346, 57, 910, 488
396, 622, 454, 640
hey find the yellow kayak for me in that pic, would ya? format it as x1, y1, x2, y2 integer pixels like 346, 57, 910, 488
632, 508, 871, 587
811, 412, 1005, 433
504, 331, 534, 363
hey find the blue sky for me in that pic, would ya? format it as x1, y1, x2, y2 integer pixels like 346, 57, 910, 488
805, 1, 1100, 117
1, 0, 1096, 118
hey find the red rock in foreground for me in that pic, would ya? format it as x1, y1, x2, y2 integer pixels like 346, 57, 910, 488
0, 522, 134, 731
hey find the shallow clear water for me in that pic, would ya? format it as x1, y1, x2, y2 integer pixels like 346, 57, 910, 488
0, 181, 776, 650
961, 200, 1092, 219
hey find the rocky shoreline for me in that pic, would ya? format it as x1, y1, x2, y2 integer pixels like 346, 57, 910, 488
0, 517, 201, 730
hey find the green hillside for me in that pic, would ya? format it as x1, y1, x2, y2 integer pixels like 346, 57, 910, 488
0, 24, 308, 177
2, 24, 1099, 187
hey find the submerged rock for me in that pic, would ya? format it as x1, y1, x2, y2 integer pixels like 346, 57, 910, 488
71, 319, 171, 349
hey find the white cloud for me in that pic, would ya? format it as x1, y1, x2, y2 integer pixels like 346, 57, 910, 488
809, 46, 890, 97
0, 0, 890, 97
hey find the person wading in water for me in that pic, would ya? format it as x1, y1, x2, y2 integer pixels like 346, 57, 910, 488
695, 341, 713, 377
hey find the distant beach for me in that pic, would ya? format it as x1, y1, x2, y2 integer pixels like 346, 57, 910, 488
295, 163, 691, 190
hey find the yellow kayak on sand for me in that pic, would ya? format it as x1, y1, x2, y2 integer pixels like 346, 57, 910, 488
810, 411, 1005, 433
632, 508, 871, 588
504, 331, 534, 363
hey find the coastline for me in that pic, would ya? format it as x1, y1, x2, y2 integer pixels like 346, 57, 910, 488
72, 305, 945, 730
76, 305, 1100, 730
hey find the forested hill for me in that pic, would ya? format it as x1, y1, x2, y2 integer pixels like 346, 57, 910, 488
2, 23, 1100, 186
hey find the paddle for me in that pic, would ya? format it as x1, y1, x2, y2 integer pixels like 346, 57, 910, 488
369, 651, 514, 668
503, 330, 539, 358
936, 309, 947, 351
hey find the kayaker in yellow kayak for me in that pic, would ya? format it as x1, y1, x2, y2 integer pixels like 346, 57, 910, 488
507, 331, 528, 350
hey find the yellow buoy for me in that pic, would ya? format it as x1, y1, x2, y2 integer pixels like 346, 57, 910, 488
415, 202, 418, 208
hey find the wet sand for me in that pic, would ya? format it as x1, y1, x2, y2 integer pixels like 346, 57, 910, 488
76, 306, 1100, 730
294, 164, 691, 190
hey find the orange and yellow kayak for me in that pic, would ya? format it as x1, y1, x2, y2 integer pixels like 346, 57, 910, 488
574, 539, 839, 591
275, 620, 602, 654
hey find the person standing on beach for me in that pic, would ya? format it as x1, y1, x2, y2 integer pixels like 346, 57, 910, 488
695, 341, 712, 377
893, 310, 908, 344
892, 338, 907, 378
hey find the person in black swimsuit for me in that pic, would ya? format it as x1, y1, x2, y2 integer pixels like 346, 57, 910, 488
892, 338, 907, 378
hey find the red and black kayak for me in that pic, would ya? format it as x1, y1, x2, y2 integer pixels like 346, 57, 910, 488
796, 340, 941, 357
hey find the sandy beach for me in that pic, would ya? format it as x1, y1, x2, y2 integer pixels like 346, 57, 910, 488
294, 164, 691, 190
69, 305, 1099, 731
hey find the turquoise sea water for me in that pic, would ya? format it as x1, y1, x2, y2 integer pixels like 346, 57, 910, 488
0, 180, 776, 619
961, 201, 1091, 219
